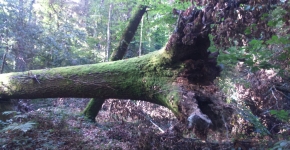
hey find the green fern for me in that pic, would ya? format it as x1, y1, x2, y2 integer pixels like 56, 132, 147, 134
1, 121, 36, 133
2, 111, 18, 116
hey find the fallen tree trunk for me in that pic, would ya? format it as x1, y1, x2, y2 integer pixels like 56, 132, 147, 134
0, 7, 231, 138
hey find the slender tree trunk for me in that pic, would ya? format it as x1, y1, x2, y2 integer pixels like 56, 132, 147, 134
105, 3, 112, 62
15, 0, 26, 72
1, 30, 9, 74
28, 0, 35, 23
139, 16, 144, 56
110, 5, 148, 61
1, 48, 8, 74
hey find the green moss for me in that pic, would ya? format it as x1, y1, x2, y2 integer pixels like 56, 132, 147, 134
82, 98, 106, 121
1, 48, 185, 117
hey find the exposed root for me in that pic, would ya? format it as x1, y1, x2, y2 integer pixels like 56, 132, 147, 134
178, 85, 234, 140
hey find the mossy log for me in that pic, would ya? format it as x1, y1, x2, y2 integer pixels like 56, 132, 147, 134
0, 8, 231, 138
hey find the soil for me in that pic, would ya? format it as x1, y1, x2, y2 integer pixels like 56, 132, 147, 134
0, 98, 277, 149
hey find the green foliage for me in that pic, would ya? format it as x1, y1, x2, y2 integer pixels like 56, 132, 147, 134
267, 8, 287, 27
1, 121, 36, 133
271, 140, 290, 150
0, 120, 8, 128
2, 111, 18, 116
266, 35, 290, 45
0, 0, 184, 71
215, 4, 290, 74
237, 105, 270, 136
1, 111, 36, 133
270, 110, 290, 122
215, 2, 290, 142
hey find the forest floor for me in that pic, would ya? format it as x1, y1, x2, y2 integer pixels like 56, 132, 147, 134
0, 98, 278, 149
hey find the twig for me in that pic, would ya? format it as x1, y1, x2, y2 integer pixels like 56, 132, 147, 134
149, 119, 165, 133
269, 123, 281, 132
33, 75, 41, 84
134, 102, 165, 133
221, 114, 229, 141
271, 86, 279, 109
275, 87, 290, 99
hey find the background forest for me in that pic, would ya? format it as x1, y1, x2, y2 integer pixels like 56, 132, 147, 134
0, 0, 290, 149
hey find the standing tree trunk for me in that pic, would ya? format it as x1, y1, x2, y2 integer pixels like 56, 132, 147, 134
1, 30, 9, 74
82, 5, 148, 121
15, 0, 26, 72
0, 47, 8, 74
105, 3, 112, 62
139, 16, 144, 56
110, 5, 148, 61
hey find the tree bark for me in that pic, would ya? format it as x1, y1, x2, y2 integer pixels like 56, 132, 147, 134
0, 7, 232, 138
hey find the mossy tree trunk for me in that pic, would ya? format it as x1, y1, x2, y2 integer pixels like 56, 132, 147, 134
0, 7, 231, 138
82, 98, 105, 121
82, 5, 148, 121
0, 49, 213, 109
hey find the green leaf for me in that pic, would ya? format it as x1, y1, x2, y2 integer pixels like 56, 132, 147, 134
245, 59, 255, 66
267, 20, 278, 27
251, 66, 259, 72
266, 35, 278, 44
261, 13, 269, 20
244, 27, 251, 35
